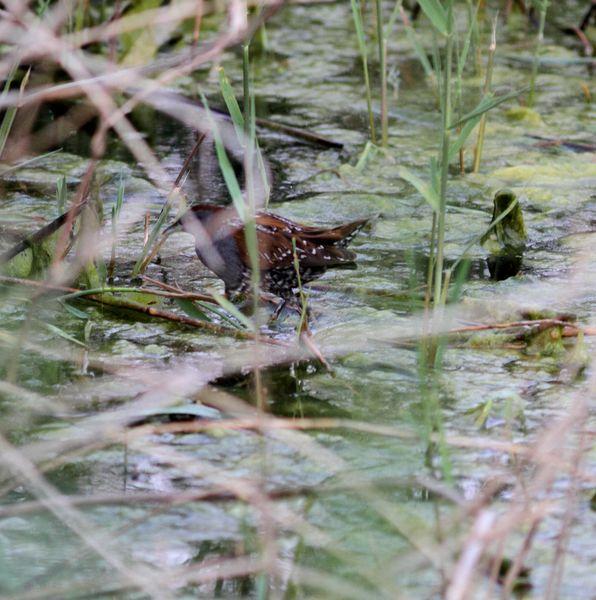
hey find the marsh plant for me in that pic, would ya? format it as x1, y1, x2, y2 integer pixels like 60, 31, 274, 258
397, 1, 525, 316
0, 1, 592, 599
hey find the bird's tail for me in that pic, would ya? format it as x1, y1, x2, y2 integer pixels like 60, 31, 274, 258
330, 218, 369, 247
300, 218, 369, 247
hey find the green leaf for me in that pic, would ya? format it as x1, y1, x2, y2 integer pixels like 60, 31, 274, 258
196, 300, 245, 329
175, 298, 208, 321
114, 171, 125, 218
350, 0, 368, 59
61, 301, 90, 320
83, 320, 93, 343
218, 67, 245, 141
354, 141, 379, 171
0, 148, 62, 178
56, 175, 67, 215
429, 157, 440, 198
209, 291, 253, 330
457, 1, 479, 78
0, 64, 26, 158
417, 0, 448, 36
132, 193, 173, 276
200, 93, 246, 221
403, 23, 434, 77
449, 88, 528, 129
43, 322, 88, 348
397, 166, 440, 213
448, 114, 482, 161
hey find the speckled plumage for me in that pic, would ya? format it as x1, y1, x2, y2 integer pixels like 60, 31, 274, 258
167, 204, 368, 301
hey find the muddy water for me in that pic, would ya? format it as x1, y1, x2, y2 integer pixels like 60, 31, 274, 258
0, 1, 595, 598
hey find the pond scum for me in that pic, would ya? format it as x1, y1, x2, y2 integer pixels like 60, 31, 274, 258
0, 1, 594, 598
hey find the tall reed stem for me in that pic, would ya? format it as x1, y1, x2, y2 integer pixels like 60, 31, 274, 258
243, 43, 251, 136
241, 36, 266, 431
433, 3, 454, 309
472, 15, 497, 173
375, 0, 388, 145
351, 0, 377, 143
528, 0, 549, 107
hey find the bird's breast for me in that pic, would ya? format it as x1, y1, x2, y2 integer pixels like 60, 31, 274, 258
195, 230, 245, 289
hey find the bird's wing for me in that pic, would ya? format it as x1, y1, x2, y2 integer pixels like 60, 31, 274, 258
260, 212, 368, 247
233, 220, 357, 272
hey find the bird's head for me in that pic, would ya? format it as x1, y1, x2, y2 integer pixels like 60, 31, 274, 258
163, 204, 222, 236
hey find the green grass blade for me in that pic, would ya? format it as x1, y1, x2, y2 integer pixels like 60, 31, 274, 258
209, 290, 253, 330
449, 87, 528, 129
0, 148, 62, 177
115, 171, 125, 217
429, 156, 440, 196
0, 64, 23, 159
457, 1, 479, 78
218, 66, 245, 140
131, 200, 174, 276
200, 93, 246, 221
194, 300, 245, 329
417, 0, 448, 36
350, 0, 377, 142
404, 21, 434, 78
43, 322, 88, 348
397, 166, 440, 213
56, 175, 67, 215
60, 301, 90, 320
448, 114, 481, 160
175, 298, 209, 321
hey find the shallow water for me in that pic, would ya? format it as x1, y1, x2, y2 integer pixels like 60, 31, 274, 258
0, 2, 595, 598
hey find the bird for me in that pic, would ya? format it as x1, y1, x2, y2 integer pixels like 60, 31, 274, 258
164, 203, 368, 310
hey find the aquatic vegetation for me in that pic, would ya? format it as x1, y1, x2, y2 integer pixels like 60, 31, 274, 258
0, 1, 593, 599
481, 189, 527, 280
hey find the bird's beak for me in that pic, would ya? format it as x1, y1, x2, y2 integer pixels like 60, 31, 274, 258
163, 220, 181, 236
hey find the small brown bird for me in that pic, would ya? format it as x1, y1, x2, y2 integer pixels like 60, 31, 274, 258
164, 203, 368, 306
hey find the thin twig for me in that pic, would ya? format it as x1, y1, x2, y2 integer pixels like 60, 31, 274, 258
0, 275, 282, 343
448, 319, 593, 337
